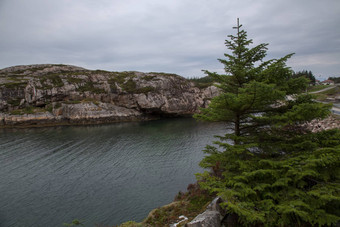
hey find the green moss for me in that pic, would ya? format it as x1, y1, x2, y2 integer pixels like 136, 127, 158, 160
149, 72, 179, 77
7, 78, 28, 84
54, 102, 62, 109
108, 72, 155, 93
67, 71, 89, 76
108, 80, 118, 92
45, 104, 53, 112
121, 80, 154, 93
7, 99, 22, 106
106, 72, 139, 93
63, 100, 81, 104
187, 195, 211, 212
142, 75, 156, 81
29, 67, 46, 73
9, 106, 35, 115
66, 77, 84, 84
188, 76, 216, 89
48, 74, 64, 87
109, 72, 136, 83
9, 109, 23, 115
94, 69, 110, 74
25, 106, 35, 114
82, 98, 99, 105
38, 77, 51, 89
5, 69, 26, 74
136, 86, 155, 94
7, 74, 26, 79
121, 78, 137, 93
2, 82, 27, 89
62, 219, 84, 226
118, 71, 136, 78
143, 183, 213, 226
110, 74, 127, 84
77, 81, 105, 94
119, 221, 143, 227
39, 73, 64, 88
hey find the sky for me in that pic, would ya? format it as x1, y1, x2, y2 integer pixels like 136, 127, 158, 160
0, 0, 339, 80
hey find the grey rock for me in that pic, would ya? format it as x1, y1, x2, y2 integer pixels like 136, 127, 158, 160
206, 197, 225, 217
302, 116, 340, 133
186, 197, 225, 227
186, 211, 221, 227
0, 64, 219, 127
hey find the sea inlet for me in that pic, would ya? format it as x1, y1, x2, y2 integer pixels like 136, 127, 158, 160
0, 118, 226, 226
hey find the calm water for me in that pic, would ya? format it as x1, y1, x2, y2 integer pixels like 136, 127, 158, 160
0, 118, 226, 227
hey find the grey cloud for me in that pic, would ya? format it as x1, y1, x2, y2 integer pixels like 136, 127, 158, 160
0, 0, 339, 78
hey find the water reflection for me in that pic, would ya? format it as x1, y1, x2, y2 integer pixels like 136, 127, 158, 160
0, 118, 226, 226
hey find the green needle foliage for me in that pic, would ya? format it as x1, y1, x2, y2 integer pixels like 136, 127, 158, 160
194, 20, 340, 226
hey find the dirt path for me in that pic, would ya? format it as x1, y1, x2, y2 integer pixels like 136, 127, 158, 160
309, 85, 337, 94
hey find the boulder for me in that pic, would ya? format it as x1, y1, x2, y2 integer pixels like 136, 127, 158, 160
186, 197, 225, 227
186, 211, 221, 227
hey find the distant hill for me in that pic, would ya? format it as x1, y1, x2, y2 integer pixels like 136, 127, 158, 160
0, 64, 218, 127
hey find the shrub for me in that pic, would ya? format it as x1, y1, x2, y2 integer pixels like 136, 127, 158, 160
188, 76, 216, 89
2, 82, 27, 89
121, 79, 137, 93
76, 81, 105, 94
66, 77, 84, 84
142, 75, 156, 81
7, 99, 22, 106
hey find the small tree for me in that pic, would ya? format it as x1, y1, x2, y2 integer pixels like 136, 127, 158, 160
195, 19, 340, 226
294, 70, 316, 85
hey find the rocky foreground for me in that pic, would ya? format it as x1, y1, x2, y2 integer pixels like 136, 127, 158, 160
0, 64, 218, 127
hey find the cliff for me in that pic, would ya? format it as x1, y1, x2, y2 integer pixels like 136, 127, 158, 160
0, 64, 218, 127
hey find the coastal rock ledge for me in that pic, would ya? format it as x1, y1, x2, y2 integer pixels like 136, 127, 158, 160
0, 64, 219, 127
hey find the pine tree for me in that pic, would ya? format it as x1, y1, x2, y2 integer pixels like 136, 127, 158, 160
195, 19, 340, 226
294, 70, 316, 85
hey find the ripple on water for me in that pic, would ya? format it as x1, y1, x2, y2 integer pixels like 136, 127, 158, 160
0, 118, 227, 226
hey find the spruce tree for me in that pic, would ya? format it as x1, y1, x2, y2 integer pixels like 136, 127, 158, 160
195, 19, 340, 226
294, 70, 316, 85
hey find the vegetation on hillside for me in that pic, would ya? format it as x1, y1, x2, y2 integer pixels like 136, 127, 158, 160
194, 20, 340, 226
119, 183, 213, 227
1, 68, 177, 114
307, 84, 331, 92
188, 76, 216, 89
313, 85, 340, 101
293, 70, 316, 85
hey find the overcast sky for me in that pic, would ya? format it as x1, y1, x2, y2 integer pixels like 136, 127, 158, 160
1, 0, 339, 79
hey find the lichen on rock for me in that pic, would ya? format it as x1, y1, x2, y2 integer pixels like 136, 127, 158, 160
0, 64, 218, 127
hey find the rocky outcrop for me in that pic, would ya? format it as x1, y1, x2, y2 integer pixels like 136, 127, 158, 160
186, 197, 225, 227
302, 115, 340, 133
0, 64, 218, 127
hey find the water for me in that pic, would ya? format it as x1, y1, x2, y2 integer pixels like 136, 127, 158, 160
0, 118, 226, 227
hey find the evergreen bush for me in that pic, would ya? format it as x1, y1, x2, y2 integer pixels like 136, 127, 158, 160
195, 19, 340, 226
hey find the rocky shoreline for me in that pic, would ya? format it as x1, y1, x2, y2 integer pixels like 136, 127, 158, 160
0, 64, 218, 127
124, 115, 340, 227
2, 64, 339, 129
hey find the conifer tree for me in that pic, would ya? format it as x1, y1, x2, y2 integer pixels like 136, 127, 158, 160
294, 70, 316, 85
195, 19, 340, 226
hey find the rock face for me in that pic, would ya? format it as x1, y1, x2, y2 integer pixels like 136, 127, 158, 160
186, 197, 225, 227
0, 64, 219, 127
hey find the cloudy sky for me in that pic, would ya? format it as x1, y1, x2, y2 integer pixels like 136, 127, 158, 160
0, 0, 339, 79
